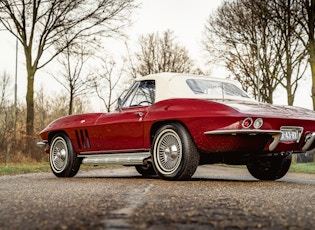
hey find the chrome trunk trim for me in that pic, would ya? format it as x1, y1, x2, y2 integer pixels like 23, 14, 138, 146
204, 129, 282, 136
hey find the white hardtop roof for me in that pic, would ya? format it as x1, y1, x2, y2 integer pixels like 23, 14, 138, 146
135, 72, 253, 103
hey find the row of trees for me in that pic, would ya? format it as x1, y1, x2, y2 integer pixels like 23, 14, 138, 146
51, 29, 197, 114
0, 71, 90, 163
0, 1, 199, 139
0, 0, 138, 137
0, 29, 197, 163
0, 0, 314, 163
203, 0, 315, 106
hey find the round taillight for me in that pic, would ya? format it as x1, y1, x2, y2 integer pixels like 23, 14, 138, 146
242, 118, 253, 129
253, 118, 263, 129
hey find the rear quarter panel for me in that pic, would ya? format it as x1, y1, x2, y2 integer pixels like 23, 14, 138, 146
143, 98, 245, 152
144, 99, 315, 154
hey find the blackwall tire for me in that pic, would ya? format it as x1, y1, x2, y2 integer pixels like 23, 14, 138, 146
246, 154, 292, 180
135, 164, 156, 176
49, 133, 81, 177
152, 123, 200, 180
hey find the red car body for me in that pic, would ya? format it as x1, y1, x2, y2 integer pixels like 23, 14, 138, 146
38, 73, 315, 180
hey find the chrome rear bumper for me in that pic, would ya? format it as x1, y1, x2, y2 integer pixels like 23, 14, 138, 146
302, 132, 315, 151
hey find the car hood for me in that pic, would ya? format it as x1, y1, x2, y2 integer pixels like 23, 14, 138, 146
218, 100, 315, 120
40, 113, 103, 135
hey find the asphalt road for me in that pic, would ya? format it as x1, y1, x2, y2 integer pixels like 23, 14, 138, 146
0, 165, 315, 230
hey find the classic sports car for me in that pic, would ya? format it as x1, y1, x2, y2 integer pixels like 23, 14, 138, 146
38, 72, 315, 181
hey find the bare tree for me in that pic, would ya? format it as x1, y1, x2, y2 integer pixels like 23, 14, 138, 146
35, 86, 91, 131
131, 30, 196, 77
0, 0, 138, 136
0, 71, 13, 165
203, 0, 307, 105
271, 0, 308, 105
0, 71, 10, 108
52, 43, 93, 115
92, 57, 128, 112
203, 0, 279, 102
35, 85, 50, 131
295, 0, 315, 109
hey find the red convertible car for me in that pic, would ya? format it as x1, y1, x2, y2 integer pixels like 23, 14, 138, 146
38, 72, 315, 180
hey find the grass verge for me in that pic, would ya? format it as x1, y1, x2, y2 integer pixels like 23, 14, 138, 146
0, 163, 50, 175
0, 163, 118, 175
289, 162, 315, 174
1, 162, 315, 175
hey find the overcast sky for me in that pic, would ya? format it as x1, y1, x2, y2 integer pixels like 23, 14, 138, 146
102, 0, 224, 71
0, 1, 223, 104
0, 0, 312, 110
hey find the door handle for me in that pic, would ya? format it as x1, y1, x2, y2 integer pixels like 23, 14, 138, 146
134, 112, 144, 117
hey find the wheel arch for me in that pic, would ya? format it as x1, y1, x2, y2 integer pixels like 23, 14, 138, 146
48, 130, 69, 144
150, 120, 192, 145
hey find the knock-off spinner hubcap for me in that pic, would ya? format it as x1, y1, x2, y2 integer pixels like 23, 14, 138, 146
164, 145, 179, 161
155, 129, 182, 174
50, 137, 68, 172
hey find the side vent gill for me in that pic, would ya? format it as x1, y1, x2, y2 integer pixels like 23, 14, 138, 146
75, 129, 91, 150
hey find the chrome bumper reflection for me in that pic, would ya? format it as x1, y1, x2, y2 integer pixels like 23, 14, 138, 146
302, 132, 315, 151
37, 141, 48, 146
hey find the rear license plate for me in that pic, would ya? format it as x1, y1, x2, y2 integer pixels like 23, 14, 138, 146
280, 129, 298, 141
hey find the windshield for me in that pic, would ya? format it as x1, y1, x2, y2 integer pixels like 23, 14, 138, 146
122, 80, 155, 108
186, 79, 250, 99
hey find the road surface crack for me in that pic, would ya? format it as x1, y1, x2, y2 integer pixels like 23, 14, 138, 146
100, 183, 154, 229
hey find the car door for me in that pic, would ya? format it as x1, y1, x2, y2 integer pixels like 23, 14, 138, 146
89, 80, 155, 152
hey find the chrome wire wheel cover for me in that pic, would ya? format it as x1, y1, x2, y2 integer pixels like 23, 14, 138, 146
50, 137, 68, 173
154, 129, 182, 174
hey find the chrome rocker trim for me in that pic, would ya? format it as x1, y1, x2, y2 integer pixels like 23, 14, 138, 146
80, 152, 151, 166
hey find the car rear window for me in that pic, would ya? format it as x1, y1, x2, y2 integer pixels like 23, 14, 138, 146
186, 79, 250, 99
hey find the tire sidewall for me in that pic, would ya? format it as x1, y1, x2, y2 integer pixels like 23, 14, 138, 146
152, 123, 199, 180
50, 133, 80, 177
247, 155, 292, 180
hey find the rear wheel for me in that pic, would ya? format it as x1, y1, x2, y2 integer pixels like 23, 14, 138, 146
246, 154, 292, 180
50, 133, 81, 177
151, 123, 200, 180
135, 163, 156, 176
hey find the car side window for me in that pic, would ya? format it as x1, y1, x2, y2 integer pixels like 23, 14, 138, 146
122, 80, 155, 108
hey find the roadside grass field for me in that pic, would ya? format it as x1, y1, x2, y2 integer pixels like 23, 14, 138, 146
0, 163, 117, 175
0, 163, 50, 175
0, 162, 315, 175
289, 162, 315, 174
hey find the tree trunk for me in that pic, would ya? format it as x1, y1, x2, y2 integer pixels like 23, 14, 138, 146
287, 74, 294, 106
309, 0, 315, 110
310, 40, 315, 109
26, 65, 35, 137
311, 62, 315, 110
69, 90, 73, 115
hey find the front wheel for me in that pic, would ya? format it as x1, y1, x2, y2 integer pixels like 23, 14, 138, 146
246, 154, 292, 180
50, 133, 81, 177
151, 123, 200, 180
